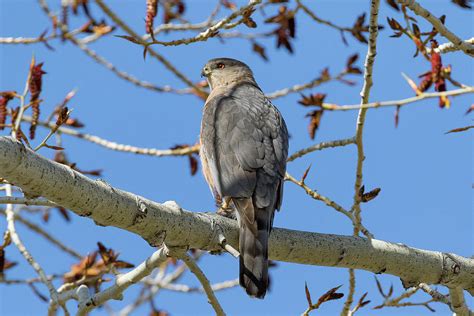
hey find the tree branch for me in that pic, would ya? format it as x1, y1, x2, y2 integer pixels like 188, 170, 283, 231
396, 0, 474, 57
171, 249, 226, 316
1, 136, 473, 294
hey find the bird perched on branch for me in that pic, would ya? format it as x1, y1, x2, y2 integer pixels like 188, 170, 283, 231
200, 58, 289, 298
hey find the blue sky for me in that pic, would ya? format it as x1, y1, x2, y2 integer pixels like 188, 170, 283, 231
0, 0, 473, 315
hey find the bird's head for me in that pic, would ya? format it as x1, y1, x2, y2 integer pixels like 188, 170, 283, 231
201, 58, 255, 90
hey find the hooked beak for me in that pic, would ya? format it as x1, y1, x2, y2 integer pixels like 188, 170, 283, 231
201, 67, 210, 78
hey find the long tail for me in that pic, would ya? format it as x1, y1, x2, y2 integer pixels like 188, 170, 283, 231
232, 198, 271, 299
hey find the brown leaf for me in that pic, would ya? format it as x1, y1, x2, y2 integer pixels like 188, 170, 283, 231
252, 42, 268, 61
298, 93, 326, 107
386, 17, 402, 31
301, 164, 312, 183
445, 125, 474, 134
345, 54, 362, 74
306, 110, 323, 140
465, 104, 474, 115
316, 285, 344, 306
374, 276, 388, 298
305, 282, 313, 307
386, 0, 400, 10
451, 0, 472, 8
189, 155, 198, 176
44, 144, 65, 151
65, 117, 85, 128
361, 187, 381, 202
57, 207, 71, 222
394, 105, 400, 128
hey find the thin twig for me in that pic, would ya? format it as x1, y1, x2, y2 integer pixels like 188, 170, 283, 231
322, 87, 474, 111
22, 115, 199, 157
0, 208, 82, 259
266, 70, 350, 99
141, 0, 261, 47
4, 185, 67, 314
172, 249, 226, 316
287, 137, 356, 162
351, 0, 381, 237
94, 0, 208, 98
397, 0, 474, 57
341, 269, 356, 315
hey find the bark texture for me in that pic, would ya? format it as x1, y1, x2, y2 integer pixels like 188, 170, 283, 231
0, 136, 472, 294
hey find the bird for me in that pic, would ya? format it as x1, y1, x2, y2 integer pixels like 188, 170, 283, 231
199, 58, 289, 298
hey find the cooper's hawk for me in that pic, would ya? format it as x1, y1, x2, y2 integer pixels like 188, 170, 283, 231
200, 58, 288, 298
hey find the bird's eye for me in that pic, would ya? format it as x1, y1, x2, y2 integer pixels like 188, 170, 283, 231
217, 63, 225, 69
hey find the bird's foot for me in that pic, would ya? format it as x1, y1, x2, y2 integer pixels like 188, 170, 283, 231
216, 206, 237, 220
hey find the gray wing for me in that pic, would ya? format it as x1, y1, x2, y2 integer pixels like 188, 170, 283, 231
201, 82, 288, 209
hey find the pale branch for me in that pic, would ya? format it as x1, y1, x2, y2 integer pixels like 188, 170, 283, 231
266, 70, 351, 100
449, 287, 473, 316
351, 0, 380, 236
0, 35, 56, 44
0, 208, 82, 259
70, 247, 168, 315
341, 268, 356, 316
418, 283, 450, 306
172, 249, 226, 316
148, 279, 239, 293
140, 0, 261, 47
396, 0, 474, 57
287, 137, 356, 162
0, 197, 57, 207
1, 136, 473, 294
119, 260, 191, 316
374, 285, 437, 312
427, 37, 474, 54
322, 87, 474, 111
22, 114, 199, 157
4, 185, 66, 314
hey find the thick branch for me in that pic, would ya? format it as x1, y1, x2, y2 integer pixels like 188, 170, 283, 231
0, 136, 473, 294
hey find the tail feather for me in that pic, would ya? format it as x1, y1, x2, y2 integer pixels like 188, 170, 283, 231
233, 198, 272, 299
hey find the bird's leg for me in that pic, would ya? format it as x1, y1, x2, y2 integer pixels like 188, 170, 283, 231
216, 197, 237, 219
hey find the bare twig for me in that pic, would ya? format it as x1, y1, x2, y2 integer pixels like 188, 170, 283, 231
94, 0, 208, 98
341, 269, 356, 315
322, 87, 474, 111
266, 70, 351, 99
0, 208, 81, 259
287, 137, 356, 162
285, 173, 373, 239
427, 37, 474, 54
351, 0, 380, 237
4, 185, 66, 314
0, 197, 57, 207
397, 0, 474, 57
22, 115, 199, 157
172, 248, 226, 316
140, 0, 261, 47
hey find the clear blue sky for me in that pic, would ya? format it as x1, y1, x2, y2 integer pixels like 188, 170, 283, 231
0, 0, 472, 315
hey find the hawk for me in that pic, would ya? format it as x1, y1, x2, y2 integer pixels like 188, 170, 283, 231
200, 58, 289, 298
